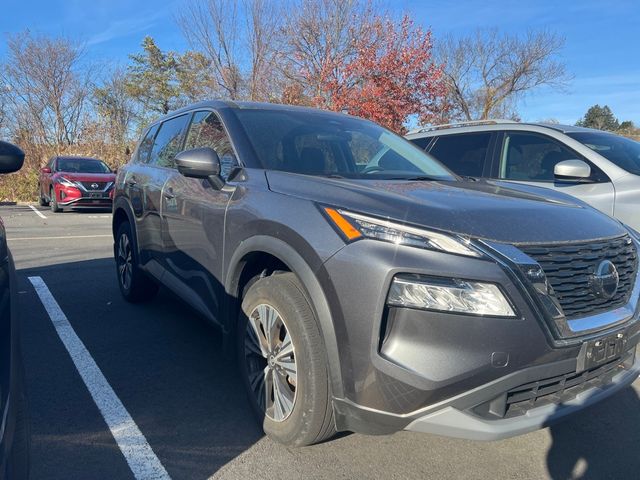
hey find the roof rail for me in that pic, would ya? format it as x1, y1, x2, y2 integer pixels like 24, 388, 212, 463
407, 119, 518, 135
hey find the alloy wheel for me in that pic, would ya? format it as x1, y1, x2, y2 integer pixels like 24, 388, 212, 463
244, 303, 297, 422
117, 233, 133, 291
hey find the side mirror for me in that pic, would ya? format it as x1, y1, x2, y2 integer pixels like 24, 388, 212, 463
0, 141, 25, 174
41, 167, 52, 174
175, 148, 223, 188
554, 159, 592, 183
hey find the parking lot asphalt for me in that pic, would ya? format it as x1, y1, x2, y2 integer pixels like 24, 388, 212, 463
3, 204, 640, 480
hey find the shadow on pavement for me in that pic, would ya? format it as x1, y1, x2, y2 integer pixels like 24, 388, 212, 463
16, 256, 640, 479
546, 385, 640, 479
18, 258, 264, 480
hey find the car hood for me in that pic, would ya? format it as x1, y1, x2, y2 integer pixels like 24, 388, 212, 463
55, 172, 116, 182
265, 172, 626, 244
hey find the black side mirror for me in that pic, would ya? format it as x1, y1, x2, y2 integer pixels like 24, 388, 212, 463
175, 148, 223, 189
0, 141, 25, 174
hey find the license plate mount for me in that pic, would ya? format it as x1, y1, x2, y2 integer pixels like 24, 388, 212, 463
577, 333, 627, 371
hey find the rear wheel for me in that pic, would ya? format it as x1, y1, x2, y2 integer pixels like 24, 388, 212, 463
50, 188, 61, 213
115, 221, 158, 302
7, 369, 30, 480
237, 272, 336, 446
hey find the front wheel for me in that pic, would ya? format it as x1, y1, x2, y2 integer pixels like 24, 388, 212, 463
237, 272, 336, 446
115, 222, 159, 302
50, 188, 61, 213
38, 185, 49, 206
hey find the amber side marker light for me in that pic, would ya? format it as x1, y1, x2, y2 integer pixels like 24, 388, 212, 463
324, 207, 362, 241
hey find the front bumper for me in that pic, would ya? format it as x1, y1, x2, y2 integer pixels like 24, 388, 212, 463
55, 184, 113, 208
318, 238, 640, 438
405, 356, 639, 440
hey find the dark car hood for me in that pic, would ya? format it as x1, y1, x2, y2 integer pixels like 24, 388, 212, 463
55, 172, 116, 182
266, 172, 626, 244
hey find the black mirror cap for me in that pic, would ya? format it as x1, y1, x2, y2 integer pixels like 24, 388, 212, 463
175, 147, 221, 179
0, 141, 25, 174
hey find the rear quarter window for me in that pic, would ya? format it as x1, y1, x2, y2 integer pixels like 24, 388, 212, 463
135, 124, 160, 164
409, 137, 432, 150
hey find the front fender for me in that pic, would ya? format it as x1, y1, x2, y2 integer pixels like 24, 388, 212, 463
225, 235, 345, 400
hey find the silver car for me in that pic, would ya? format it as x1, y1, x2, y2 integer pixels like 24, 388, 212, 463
406, 120, 640, 231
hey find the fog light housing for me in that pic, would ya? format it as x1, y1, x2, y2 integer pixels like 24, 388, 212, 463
387, 274, 516, 317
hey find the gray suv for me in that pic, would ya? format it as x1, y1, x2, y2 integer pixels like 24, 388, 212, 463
406, 120, 640, 231
113, 102, 640, 446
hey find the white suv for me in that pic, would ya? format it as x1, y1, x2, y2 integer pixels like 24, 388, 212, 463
406, 120, 640, 231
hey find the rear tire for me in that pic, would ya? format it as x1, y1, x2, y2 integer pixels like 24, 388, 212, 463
237, 272, 336, 446
50, 188, 61, 213
7, 371, 30, 480
115, 221, 159, 302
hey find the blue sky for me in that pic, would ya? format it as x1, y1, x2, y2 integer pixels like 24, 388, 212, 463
1, 0, 639, 125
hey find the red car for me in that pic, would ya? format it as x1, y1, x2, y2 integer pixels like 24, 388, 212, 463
38, 156, 116, 212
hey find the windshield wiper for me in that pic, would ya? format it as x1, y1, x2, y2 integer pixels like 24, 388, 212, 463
459, 175, 478, 182
385, 175, 441, 181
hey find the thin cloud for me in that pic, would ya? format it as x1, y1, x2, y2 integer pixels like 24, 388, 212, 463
86, 9, 168, 46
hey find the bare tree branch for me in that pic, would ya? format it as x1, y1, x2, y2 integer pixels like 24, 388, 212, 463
436, 29, 571, 121
1, 31, 91, 147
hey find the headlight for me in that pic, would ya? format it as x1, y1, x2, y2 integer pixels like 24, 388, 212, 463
324, 208, 480, 257
57, 176, 77, 188
387, 274, 516, 317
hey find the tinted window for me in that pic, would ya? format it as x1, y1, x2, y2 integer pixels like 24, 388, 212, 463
185, 111, 238, 179
233, 109, 454, 180
568, 131, 640, 176
57, 158, 111, 173
409, 137, 431, 150
499, 132, 578, 181
148, 114, 190, 168
428, 133, 491, 177
136, 124, 159, 164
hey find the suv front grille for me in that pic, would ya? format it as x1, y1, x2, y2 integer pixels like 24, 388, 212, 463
519, 235, 638, 320
79, 181, 108, 191
503, 358, 625, 418
472, 346, 636, 420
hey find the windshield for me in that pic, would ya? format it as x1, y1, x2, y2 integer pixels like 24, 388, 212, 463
57, 158, 111, 174
233, 109, 456, 180
567, 132, 640, 176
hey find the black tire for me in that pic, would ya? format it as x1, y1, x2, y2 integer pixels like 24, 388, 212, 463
237, 272, 336, 446
7, 374, 30, 480
38, 185, 48, 206
50, 188, 61, 213
115, 221, 159, 302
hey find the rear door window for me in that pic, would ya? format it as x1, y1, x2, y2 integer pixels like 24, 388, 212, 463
428, 133, 492, 177
499, 132, 579, 182
148, 114, 191, 168
184, 111, 239, 179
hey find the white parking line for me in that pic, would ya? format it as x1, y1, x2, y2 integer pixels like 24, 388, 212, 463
28, 276, 171, 480
28, 205, 47, 219
8, 234, 112, 241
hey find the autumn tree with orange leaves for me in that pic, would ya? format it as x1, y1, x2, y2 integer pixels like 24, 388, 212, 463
286, 5, 448, 132
330, 16, 447, 132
